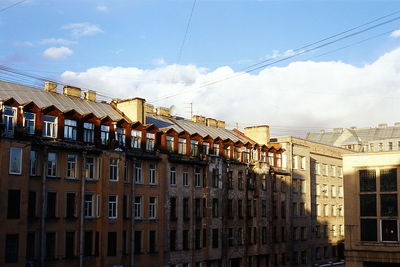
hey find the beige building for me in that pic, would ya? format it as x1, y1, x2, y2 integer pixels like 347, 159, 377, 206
344, 151, 400, 267
272, 137, 349, 266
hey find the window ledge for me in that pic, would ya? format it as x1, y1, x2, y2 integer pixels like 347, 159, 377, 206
30, 175, 42, 179
46, 176, 61, 180
65, 177, 80, 181
65, 216, 78, 221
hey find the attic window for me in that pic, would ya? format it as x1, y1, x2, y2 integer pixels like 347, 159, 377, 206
100, 125, 110, 145
43, 115, 57, 138
3, 106, 16, 137
190, 140, 199, 157
146, 133, 155, 151
64, 119, 77, 140
178, 138, 186, 154
131, 130, 141, 149
116, 128, 126, 146
166, 136, 174, 152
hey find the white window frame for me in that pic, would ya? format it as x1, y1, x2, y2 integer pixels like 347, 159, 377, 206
9, 147, 22, 175
100, 125, 110, 145
85, 156, 99, 180
23, 112, 35, 135
108, 195, 118, 219
134, 162, 142, 184
149, 197, 157, 219
42, 115, 57, 138
3, 106, 16, 137
64, 119, 77, 140
66, 154, 77, 179
166, 136, 174, 152
29, 150, 38, 176
178, 138, 187, 154
47, 152, 57, 177
183, 171, 189, 186
109, 158, 119, 181
131, 130, 141, 149
170, 167, 176, 185
149, 164, 156, 184
134, 196, 142, 219
194, 168, 201, 187
146, 133, 155, 151
83, 122, 94, 143
116, 127, 126, 146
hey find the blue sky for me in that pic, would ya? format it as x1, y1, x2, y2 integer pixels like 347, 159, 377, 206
2, 0, 400, 136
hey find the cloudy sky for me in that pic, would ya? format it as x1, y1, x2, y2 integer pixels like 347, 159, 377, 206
2, 0, 400, 137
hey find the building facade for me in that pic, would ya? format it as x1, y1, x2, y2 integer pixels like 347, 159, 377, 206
343, 151, 400, 267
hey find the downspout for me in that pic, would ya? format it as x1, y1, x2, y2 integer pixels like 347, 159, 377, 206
79, 151, 87, 267
40, 147, 48, 267
130, 158, 135, 267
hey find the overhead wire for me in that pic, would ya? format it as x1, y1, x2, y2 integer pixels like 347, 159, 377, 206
0, 0, 27, 13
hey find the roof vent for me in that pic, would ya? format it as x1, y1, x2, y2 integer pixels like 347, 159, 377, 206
63, 86, 82, 98
378, 123, 388, 128
84, 90, 96, 101
44, 81, 57, 93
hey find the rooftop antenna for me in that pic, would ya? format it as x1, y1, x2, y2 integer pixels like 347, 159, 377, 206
185, 102, 193, 118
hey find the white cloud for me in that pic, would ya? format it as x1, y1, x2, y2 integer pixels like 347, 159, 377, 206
12, 41, 33, 47
39, 38, 77, 45
390, 29, 400, 38
62, 22, 103, 38
42, 46, 73, 59
60, 47, 400, 137
96, 5, 108, 12
153, 58, 167, 66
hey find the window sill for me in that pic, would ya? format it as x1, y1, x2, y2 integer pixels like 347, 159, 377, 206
65, 177, 79, 181
148, 218, 158, 221
46, 217, 60, 221
148, 251, 158, 254
65, 216, 78, 221
46, 176, 61, 180
29, 175, 42, 179
85, 178, 98, 182
8, 172, 22, 176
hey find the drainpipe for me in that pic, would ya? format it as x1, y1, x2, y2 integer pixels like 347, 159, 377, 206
40, 147, 48, 267
130, 158, 135, 267
80, 151, 87, 267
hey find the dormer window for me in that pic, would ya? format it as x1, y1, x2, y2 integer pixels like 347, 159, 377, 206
100, 125, 109, 145
64, 119, 77, 140
23, 112, 35, 135
146, 133, 155, 151
131, 130, 141, 149
260, 151, 267, 162
43, 115, 57, 138
243, 148, 250, 162
3, 106, 16, 137
212, 143, 220, 156
178, 138, 186, 154
166, 136, 174, 152
116, 128, 126, 146
190, 140, 199, 157
202, 142, 209, 155
224, 145, 231, 158
234, 147, 242, 161
83, 122, 94, 143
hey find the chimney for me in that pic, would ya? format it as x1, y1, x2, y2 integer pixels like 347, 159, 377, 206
192, 115, 206, 124
378, 123, 388, 128
145, 104, 155, 114
206, 118, 218, 127
84, 90, 96, 101
156, 107, 171, 117
44, 81, 57, 93
217, 120, 225, 128
244, 125, 270, 145
115, 98, 146, 124
63, 86, 82, 98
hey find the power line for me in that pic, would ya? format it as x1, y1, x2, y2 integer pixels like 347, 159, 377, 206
149, 12, 400, 103
177, 0, 197, 64
0, 0, 27, 13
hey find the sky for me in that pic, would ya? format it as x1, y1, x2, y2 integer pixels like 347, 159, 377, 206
2, 0, 400, 137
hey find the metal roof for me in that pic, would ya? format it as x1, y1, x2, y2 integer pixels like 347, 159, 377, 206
0, 80, 123, 121
146, 114, 250, 143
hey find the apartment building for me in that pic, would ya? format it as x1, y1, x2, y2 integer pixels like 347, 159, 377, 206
306, 124, 400, 152
0, 80, 290, 267
272, 137, 349, 266
344, 151, 400, 267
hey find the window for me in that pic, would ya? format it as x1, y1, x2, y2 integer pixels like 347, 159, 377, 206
316, 184, 320, 196
238, 199, 243, 218
64, 119, 77, 140
134, 231, 142, 254
7, 190, 20, 219
29, 150, 38, 176
315, 162, 321, 175
149, 164, 157, 184
338, 186, 344, 197
322, 184, 328, 196
45, 232, 56, 260
84, 231, 93, 256
124, 161, 129, 182
293, 155, 298, 169
43, 115, 57, 138
212, 143, 219, 155
83, 122, 94, 143
332, 165, 336, 177
65, 231, 75, 258
85, 156, 98, 180
195, 198, 201, 218
381, 169, 397, 192
300, 180, 306, 193
170, 197, 177, 220
276, 153, 282, 168
178, 138, 186, 154
268, 152, 274, 166
202, 142, 209, 155
191, 140, 199, 157
146, 133, 155, 151
170, 167, 176, 185
66, 154, 77, 178
261, 175, 267, 190
5, 234, 19, 263
361, 219, 377, 241
183, 230, 189, 250
108, 195, 117, 219
149, 230, 156, 253
212, 229, 219, 248
66, 192, 76, 218
47, 192, 57, 218
166, 136, 174, 152
332, 225, 337, 237
28, 191, 36, 219
134, 196, 142, 219
116, 127, 126, 146
262, 200, 267, 217
332, 205, 337, 216
9, 147, 22, 174
182, 197, 190, 220
212, 198, 219, 217
134, 162, 142, 183
3, 106, 16, 137
227, 199, 233, 218
109, 158, 119, 181
170, 230, 176, 251
300, 156, 306, 170
324, 204, 329, 217
84, 194, 97, 218
227, 171, 233, 189
292, 202, 297, 217
23, 112, 35, 135
47, 152, 57, 177
237, 228, 243, 245
339, 224, 344, 236
260, 151, 266, 162
262, 227, 267, 244
316, 204, 321, 217
360, 170, 376, 192
301, 227, 307, 240
382, 220, 398, 241
100, 125, 110, 145
212, 168, 219, 188
194, 168, 201, 187
299, 202, 305, 216
331, 185, 336, 197
238, 172, 244, 190
149, 197, 157, 219
182, 171, 189, 186
338, 167, 343, 178
224, 145, 231, 158
131, 130, 141, 148
123, 195, 129, 219
107, 232, 117, 256
26, 232, 35, 259
381, 194, 397, 216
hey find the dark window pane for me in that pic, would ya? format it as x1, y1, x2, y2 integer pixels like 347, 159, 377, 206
149, 231, 156, 253
380, 169, 397, 192
45, 232, 56, 260
359, 170, 376, 192
84, 231, 93, 256
360, 219, 377, 241
28, 192, 36, 218
381, 194, 398, 216
7, 190, 20, 219
134, 231, 141, 254
170, 230, 176, 251
46, 192, 57, 218
65, 232, 75, 258
212, 229, 219, 248
382, 220, 398, 242
5, 234, 18, 263
66, 193, 75, 218
360, 194, 376, 216
26, 232, 35, 259
107, 232, 117, 256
